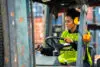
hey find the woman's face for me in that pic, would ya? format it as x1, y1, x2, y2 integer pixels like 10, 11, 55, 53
65, 16, 75, 30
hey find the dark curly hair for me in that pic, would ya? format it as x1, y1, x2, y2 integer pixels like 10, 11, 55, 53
66, 8, 80, 20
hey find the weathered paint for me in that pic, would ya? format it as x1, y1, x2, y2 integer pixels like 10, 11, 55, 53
14, 0, 33, 67
7, 0, 18, 67
1, 0, 34, 67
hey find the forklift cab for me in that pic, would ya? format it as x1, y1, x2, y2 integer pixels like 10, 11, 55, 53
32, 0, 100, 67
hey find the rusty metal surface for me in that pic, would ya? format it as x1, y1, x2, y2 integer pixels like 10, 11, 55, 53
0, 0, 34, 67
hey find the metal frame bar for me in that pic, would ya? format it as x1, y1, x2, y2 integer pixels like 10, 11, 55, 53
0, 0, 11, 67
76, 4, 88, 67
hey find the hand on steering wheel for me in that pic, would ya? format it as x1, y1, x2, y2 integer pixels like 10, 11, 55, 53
64, 38, 73, 43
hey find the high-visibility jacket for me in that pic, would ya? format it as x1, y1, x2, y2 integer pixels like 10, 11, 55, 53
58, 30, 92, 66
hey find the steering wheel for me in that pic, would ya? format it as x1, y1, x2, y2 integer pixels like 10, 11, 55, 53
45, 36, 65, 50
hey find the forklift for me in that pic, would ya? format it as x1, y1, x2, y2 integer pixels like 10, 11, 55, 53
1, 0, 100, 67
33, 0, 100, 67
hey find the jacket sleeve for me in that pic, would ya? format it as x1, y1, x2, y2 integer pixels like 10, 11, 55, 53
59, 30, 69, 44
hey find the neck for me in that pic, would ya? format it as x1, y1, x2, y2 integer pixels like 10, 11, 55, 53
70, 25, 77, 33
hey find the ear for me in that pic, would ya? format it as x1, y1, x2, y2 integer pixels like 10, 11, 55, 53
65, 16, 67, 20
74, 17, 79, 25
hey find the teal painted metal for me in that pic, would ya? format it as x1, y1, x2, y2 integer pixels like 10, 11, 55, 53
30, 0, 36, 67
7, 0, 18, 67
76, 5, 87, 67
2, 0, 34, 67
26, 0, 34, 67
14, 0, 33, 67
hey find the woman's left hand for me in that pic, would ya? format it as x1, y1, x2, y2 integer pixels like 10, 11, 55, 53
64, 37, 73, 43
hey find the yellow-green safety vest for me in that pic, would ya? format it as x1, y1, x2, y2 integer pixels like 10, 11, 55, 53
58, 30, 92, 66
